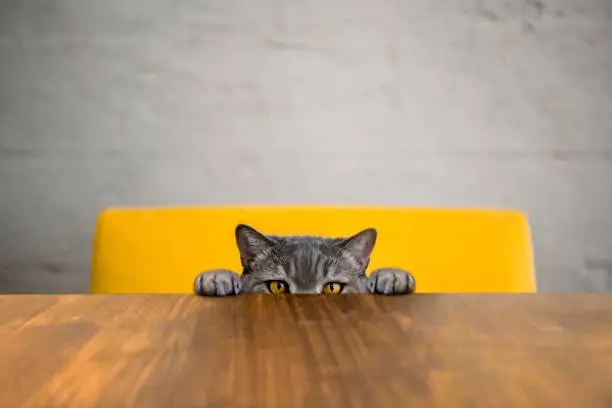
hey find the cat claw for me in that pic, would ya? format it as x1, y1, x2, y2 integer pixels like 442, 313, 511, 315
194, 269, 242, 296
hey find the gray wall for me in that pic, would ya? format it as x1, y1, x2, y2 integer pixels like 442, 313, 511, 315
1, 0, 611, 293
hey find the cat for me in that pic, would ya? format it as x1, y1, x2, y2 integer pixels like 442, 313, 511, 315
194, 224, 416, 296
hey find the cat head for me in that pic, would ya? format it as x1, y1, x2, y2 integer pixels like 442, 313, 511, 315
235, 224, 377, 294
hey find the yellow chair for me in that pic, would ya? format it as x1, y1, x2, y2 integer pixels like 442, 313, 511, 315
91, 206, 536, 293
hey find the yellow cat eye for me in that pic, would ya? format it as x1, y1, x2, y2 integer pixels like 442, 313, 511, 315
267, 280, 288, 294
322, 282, 344, 294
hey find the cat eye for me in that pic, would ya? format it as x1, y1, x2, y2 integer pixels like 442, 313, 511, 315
266, 280, 289, 294
322, 282, 345, 294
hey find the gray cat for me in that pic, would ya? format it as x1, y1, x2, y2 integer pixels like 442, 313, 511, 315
194, 224, 415, 296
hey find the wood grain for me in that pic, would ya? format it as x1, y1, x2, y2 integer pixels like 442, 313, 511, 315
1, 294, 612, 408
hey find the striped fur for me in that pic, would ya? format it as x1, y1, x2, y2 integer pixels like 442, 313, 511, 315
238, 225, 374, 294
194, 225, 416, 296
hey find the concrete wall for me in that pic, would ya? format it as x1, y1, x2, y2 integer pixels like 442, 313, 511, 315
1, 0, 611, 293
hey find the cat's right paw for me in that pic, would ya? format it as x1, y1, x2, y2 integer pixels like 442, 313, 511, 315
194, 269, 242, 296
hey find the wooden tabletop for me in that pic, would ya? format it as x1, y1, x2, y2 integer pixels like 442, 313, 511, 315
1, 295, 612, 408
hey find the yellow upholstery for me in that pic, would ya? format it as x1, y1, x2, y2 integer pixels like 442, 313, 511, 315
91, 207, 536, 294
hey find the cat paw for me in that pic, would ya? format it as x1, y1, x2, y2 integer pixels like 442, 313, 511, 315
367, 268, 416, 295
194, 269, 242, 296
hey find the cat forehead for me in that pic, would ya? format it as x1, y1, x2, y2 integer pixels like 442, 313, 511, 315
271, 235, 341, 243
273, 241, 354, 273
274, 236, 340, 254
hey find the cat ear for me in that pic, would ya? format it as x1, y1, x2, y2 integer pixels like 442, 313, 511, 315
235, 224, 276, 267
336, 228, 377, 267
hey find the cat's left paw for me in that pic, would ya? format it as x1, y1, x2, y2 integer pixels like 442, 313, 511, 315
367, 268, 416, 295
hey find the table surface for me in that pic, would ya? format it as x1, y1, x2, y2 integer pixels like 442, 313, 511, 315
1, 294, 612, 408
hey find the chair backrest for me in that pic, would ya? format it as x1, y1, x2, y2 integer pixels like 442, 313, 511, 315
91, 206, 536, 293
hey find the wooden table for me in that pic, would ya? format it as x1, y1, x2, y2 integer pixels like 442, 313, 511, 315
1, 295, 612, 407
